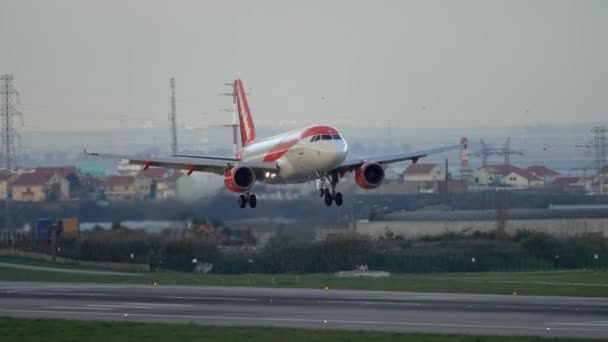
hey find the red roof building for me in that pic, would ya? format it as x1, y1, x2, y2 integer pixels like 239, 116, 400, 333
526, 165, 561, 183
35, 166, 77, 178
526, 165, 560, 177
552, 177, 581, 187
12, 171, 70, 202
102, 175, 136, 188
12, 172, 55, 186
101, 175, 151, 201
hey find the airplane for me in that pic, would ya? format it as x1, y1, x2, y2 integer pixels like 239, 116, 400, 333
86, 79, 464, 208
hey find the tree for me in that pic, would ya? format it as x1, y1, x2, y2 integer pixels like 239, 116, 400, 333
65, 172, 81, 199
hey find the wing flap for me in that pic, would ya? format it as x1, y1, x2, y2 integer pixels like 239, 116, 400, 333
172, 154, 240, 162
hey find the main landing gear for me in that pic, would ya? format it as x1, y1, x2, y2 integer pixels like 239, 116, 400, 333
238, 193, 257, 208
319, 172, 343, 207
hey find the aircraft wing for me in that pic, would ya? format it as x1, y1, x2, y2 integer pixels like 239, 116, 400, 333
335, 144, 463, 172
85, 151, 277, 175
172, 154, 240, 162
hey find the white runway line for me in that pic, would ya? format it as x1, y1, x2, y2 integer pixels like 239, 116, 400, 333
317, 300, 421, 306
82, 303, 193, 310
45, 306, 114, 311
163, 296, 258, 302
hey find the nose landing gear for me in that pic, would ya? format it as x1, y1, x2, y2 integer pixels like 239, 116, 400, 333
238, 193, 257, 208
320, 171, 343, 207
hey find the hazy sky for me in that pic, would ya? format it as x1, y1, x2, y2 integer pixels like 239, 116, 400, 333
1, 0, 606, 132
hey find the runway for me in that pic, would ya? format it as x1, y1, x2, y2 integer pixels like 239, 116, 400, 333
1, 281, 607, 338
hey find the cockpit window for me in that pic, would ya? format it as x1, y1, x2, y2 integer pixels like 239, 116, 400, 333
332, 134, 342, 140
310, 135, 318, 142
321, 135, 332, 140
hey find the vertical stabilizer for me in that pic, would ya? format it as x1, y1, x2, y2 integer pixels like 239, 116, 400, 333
234, 79, 256, 146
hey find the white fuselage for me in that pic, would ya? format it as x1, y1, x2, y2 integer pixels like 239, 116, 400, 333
238, 125, 348, 183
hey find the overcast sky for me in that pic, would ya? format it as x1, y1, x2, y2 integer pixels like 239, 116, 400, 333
1, 0, 606, 132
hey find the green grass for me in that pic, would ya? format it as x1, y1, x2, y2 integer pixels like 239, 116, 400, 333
0, 317, 600, 342
1, 260, 607, 297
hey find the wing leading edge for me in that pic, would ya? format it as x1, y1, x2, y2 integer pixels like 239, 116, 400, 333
335, 144, 464, 173
85, 151, 277, 175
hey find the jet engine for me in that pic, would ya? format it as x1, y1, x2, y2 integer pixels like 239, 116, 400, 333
224, 166, 256, 192
355, 162, 385, 189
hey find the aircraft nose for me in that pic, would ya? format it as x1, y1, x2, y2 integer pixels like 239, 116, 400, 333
334, 139, 348, 163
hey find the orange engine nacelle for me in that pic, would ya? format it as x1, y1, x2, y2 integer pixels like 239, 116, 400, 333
355, 162, 385, 189
223, 166, 256, 193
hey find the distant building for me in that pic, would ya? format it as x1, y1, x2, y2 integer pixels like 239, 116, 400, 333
472, 165, 543, 189
34, 166, 78, 178
77, 163, 107, 177
526, 165, 561, 185
357, 209, 608, 239
101, 175, 152, 201
403, 163, 445, 182
12, 171, 70, 202
597, 166, 608, 195
138, 167, 183, 200
551, 177, 587, 193
0, 170, 10, 199
397, 163, 446, 194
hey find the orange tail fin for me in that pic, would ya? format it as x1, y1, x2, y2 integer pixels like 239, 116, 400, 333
234, 79, 256, 146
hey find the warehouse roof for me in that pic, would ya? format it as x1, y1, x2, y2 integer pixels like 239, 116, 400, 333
372, 208, 608, 221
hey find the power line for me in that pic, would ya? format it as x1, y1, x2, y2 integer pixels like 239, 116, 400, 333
169, 77, 178, 155
591, 126, 607, 195
1, 74, 23, 229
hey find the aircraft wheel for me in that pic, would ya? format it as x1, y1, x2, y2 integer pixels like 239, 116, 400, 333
238, 194, 247, 208
334, 192, 343, 206
249, 194, 257, 208
324, 191, 333, 206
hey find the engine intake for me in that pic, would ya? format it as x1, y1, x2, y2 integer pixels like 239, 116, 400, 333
224, 166, 256, 192
355, 162, 385, 189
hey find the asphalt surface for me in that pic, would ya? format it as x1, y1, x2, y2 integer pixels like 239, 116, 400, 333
1, 281, 607, 338
0, 262, 139, 276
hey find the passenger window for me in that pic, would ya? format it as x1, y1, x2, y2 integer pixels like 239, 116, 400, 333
322, 135, 332, 140
332, 134, 341, 140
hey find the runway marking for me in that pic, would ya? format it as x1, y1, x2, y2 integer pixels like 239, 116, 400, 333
10, 292, 115, 297
2, 308, 608, 333
163, 296, 258, 302
45, 306, 114, 311
317, 300, 421, 306
83, 303, 193, 309
121, 302, 193, 307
